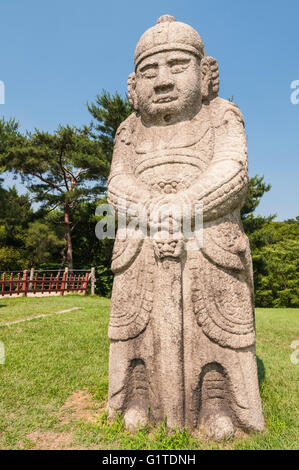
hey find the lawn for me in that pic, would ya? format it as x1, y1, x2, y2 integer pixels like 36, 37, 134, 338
0, 295, 298, 450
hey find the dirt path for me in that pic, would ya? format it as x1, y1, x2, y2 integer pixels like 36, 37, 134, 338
0, 307, 82, 327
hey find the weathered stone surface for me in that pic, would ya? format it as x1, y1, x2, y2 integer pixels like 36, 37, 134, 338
107, 15, 264, 439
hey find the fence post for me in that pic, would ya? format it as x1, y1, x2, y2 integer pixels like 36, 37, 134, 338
29, 268, 34, 291
22, 270, 28, 296
33, 273, 38, 294
91, 267, 96, 295
60, 272, 66, 295
64, 267, 69, 293
1, 273, 5, 297
16, 273, 20, 295
9, 273, 13, 296
83, 273, 89, 295
41, 273, 45, 294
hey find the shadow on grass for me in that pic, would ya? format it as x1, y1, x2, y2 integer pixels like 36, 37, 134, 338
257, 356, 265, 385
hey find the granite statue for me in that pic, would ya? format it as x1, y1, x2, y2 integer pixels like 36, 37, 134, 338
107, 15, 264, 440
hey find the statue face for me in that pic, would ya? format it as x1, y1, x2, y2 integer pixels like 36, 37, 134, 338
135, 50, 202, 125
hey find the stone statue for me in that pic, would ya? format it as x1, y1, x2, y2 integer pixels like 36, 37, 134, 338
107, 15, 264, 440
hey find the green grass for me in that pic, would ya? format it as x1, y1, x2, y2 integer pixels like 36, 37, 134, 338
0, 294, 94, 324
0, 296, 298, 450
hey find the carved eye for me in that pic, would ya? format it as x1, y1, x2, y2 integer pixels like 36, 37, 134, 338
139, 65, 158, 79
169, 59, 190, 74
144, 70, 158, 78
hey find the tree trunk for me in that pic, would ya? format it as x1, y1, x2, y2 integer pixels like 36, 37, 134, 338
59, 240, 67, 272
64, 202, 73, 272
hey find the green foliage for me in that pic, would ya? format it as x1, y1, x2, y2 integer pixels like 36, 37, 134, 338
252, 221, 299, 307
87, 90, 132, 166
24, 221, 65, 267
241, 174, 275, 234
0, 185, 66, 270
0, 246, 26, 272
284, 216, 299, 224
0, 186, 33, 271
0, 124, 108, 269
0, 186, 34, 247
66, 197, 114, 296
95, 264, 113, 298
83, 90, 132, 293
238, 174, 298, 307
0, 118, 21, 166
2, 125, 106, 205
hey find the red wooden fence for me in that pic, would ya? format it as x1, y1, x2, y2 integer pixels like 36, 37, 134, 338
1, 270, 90, 297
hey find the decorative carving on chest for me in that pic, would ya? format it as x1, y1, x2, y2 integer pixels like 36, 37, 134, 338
151, 177, 188, 194
133, 104, 212, 151
131, 108, 214, 193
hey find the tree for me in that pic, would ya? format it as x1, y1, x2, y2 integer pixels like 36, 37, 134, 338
226, 99, 275, 235
0, 185, 65, 271
0, 185, 34, 271
284, 216, 299, 224
0, 185, 34, 248
238, 174, 277, 303
1, 124, 107, 270
241, 174, 274, 235
24, 220, 65, 268
0, 118, 21, 162
70, 197, 114, 296
253, 221, 299, 307
85, 91, 132, 294
87, 90, 132, 165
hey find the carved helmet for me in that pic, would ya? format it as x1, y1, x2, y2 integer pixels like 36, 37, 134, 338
129, 15, 219, 108
134, 15, 206, 69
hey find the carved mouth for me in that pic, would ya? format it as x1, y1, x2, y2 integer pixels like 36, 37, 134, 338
154, 96, 178, 104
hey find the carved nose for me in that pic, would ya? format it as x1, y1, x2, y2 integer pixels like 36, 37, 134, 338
154, 82, 174, 94
154, 68, 174, 94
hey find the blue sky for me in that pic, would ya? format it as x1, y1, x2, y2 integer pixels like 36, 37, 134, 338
1, 0, 298, 220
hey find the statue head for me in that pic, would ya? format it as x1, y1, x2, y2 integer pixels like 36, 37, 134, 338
128, 15, 219, 125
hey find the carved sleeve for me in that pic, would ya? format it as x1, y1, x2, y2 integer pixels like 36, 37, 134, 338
183, 107, 249, 221
108, 120, 151, 213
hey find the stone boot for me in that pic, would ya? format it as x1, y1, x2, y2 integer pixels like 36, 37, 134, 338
200, 366, 235, 441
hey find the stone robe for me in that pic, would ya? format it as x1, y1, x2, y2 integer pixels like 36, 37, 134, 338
107, 97, 264, 432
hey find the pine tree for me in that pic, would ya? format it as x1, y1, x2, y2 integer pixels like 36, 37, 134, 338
87, 90, 132, 165
1, 124, 107, 270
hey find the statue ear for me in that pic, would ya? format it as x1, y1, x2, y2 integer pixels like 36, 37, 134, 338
128, 73, 139, 111
200, 56, 219, 101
